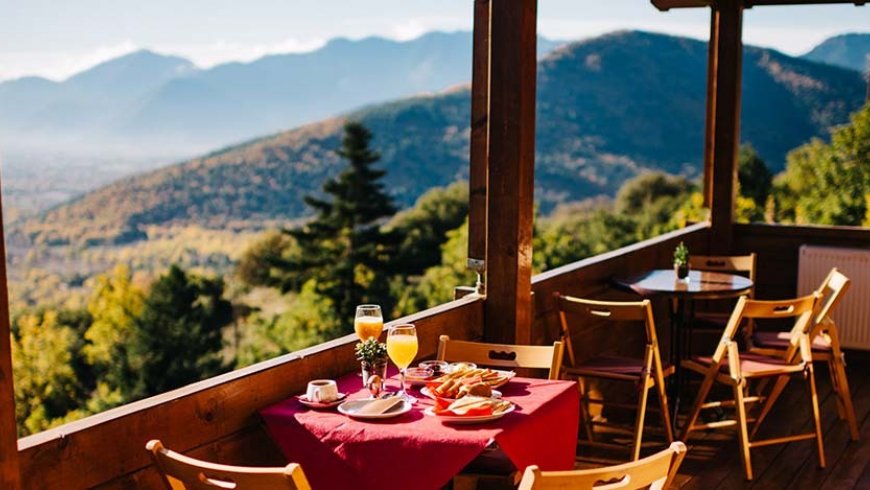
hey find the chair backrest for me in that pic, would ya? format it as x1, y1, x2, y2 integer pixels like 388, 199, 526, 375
815, 268, 851, 326
518, 441, 687, 490
554, 294, 659, 368
714, 293, 819, 365
437, 335, 564, 380
146, 440, 311, 490
688, 253, 757, 284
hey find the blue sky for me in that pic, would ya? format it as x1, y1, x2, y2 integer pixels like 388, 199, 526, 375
1, 0, 868, 81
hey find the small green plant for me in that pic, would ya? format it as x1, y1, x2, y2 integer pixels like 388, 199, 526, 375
673, 241, 689, 266
355, 338, 388, 366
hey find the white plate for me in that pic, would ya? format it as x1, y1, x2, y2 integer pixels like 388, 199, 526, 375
420, 386, 502, 401
423, 403, 516, 424
297, 392, 347, 409
337, 398, 413, 419
432, 368, 516, 388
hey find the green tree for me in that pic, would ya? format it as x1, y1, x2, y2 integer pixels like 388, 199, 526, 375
615, 172, 694, 239
737, 145, 773, 209
11, 310, 85, 435
236, 230, 298, 288
127, 265, 233, 398
774, 104, 870, 225
286, 122, 399, 330
83, 265, 144, 396
387, 181, 468, 275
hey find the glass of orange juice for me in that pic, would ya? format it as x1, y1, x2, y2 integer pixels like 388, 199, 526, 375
354, 305, 383, 341
387, 323, 418, 403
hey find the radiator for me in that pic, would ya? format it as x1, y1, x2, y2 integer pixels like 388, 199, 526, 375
798, 245, 870, 350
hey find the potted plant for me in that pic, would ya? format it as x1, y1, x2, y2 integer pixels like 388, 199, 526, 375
673, 241, 690, 281
355, 337, 388, 388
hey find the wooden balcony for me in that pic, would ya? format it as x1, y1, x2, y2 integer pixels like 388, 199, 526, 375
6, 221, 867, 488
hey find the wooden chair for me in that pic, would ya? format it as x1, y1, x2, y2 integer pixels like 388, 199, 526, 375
146, 440, 311, 490
555, 294, 674, 461
438, 335, 564, 490
680, 293, 824, 480
437, 335, 564, 379
750, 268, 858, 441
518, 441, 687, 490
687, 253, 757, 340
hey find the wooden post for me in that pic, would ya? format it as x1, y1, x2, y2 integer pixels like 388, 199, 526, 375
706, 0, 744, 254
0, 174, 21, 488
484, 0, 537, 345
702, 9, 718, 208
467, 0, 490, 285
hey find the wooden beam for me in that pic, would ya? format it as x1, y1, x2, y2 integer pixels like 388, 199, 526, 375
484, 0, 537, 345
653, 0, 864, 8
0, 174, 21, 489
707, 1, 744, 254
467, 0, 489, 274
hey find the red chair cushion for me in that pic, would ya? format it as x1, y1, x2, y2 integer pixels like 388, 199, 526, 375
752, 331, 832, 352
574, 356, 668, 376
691, 352, 795, 377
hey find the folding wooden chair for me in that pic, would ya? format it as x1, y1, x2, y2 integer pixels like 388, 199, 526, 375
555, 294, 674, 461
687, 253, 756, 339
146, 439, 311, 490
750, 268, 858, 441
518, 441, 687, 490
680, 293, 824, 480
437, 335, 564, 379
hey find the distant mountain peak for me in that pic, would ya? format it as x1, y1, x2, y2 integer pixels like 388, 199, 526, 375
803, 32, 870, 72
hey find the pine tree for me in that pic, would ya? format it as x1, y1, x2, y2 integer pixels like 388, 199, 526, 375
286, 122, 398, 331
127, 265, 232, 398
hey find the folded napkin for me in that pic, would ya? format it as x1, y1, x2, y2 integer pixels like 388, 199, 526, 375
355, 397, 404, 416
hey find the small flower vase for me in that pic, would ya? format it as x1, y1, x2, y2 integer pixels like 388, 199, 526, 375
361, 360, 388, 388
675, 263, 690, 282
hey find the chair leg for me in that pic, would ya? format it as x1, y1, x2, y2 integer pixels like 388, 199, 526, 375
577, 377, 595, 443
654, 372, 674, 444
631, 375, 652, 461
680, 372, 715, 441
750, 375, 789, 441
807, 364, 827, 469
827, 358, 846, 420
733, 381, 754, 481
831, 358, 860, 441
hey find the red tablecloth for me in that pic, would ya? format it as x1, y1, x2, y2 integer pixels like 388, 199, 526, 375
260, 371, 579, 490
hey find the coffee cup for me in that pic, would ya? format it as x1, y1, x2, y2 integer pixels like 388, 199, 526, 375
306, 379, 339, 403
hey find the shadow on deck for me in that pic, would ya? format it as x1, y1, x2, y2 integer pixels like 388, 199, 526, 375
577, 351, 870, 489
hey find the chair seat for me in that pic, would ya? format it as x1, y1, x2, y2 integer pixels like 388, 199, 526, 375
569, 356, 674, 377
752, 331, 832, 352
687, 352, 802, 378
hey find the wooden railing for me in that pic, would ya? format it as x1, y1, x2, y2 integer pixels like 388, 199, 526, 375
18, 297, 484, 489
531, 222, 711, 360
16, 221, 720, 489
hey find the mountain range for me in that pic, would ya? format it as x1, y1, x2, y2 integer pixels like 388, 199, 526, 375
804, 33, 870, 73
18, 30, 867, 247
0, 32, 563, 155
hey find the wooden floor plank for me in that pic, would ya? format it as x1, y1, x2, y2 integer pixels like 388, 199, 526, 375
756, 357, 870, 489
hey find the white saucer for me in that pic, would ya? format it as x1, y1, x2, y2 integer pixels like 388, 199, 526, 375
297, 392, 347, 409
338, 398, 413, 419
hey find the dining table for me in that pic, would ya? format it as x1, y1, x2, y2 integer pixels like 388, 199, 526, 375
260, 367, 579, 490
613, 269, 753, 427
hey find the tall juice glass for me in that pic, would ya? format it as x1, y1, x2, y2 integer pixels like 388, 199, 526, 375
354, 305, 383, 341
387, 324, 418, 403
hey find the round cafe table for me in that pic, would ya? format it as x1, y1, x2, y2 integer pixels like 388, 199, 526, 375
613, 269, 753, 428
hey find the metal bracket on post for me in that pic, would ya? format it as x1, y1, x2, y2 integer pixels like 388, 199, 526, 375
467, 258, 486, 296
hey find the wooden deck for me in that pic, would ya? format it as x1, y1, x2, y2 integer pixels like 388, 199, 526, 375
577, 350, 870, 489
